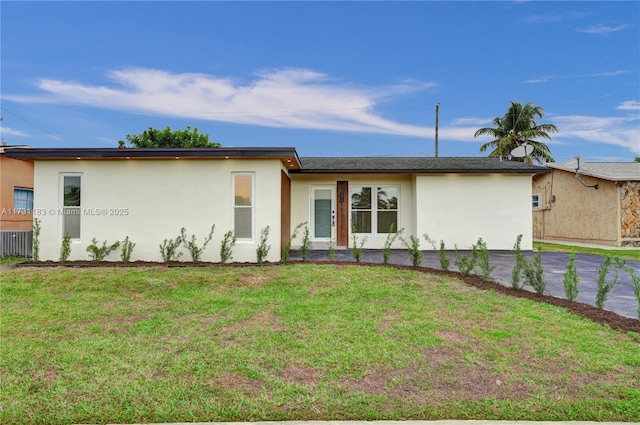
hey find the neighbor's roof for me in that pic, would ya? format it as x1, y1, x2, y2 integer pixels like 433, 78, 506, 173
547, 159, 640, 181
295, 157, 549, 174
5, 148, 549, 174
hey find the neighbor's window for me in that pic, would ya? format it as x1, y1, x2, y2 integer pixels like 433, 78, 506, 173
14, 188, 34, 212
377, 186, 398, 233
351, 186, 372, 233
233, 173, 254, 239
532, 194, 540, 210
62, 175, 81, 239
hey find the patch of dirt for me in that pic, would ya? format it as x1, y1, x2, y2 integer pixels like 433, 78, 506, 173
212, 371, 266, 396
280, 364, 322, 387
11, 260, 640, 334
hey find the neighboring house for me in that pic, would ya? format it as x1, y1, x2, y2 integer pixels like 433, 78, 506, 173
532, 158, 640, 247
0, 145, 34, 256
6, 147, 548, 262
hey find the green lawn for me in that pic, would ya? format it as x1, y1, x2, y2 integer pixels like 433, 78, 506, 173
2, 265, 639, 424
534, 242, 640, 262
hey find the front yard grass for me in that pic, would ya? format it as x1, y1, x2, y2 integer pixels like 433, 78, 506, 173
2, 264, 639, 424
534, 241, 640, 262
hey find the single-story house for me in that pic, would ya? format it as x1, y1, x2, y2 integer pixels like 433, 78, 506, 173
6, 147, 548, 262
0, 145, 34, 256
532, 158, 640, 247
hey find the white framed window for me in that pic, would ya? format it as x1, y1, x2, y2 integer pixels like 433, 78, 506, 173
532, 194, 540, 210
14, 188, 34, 212
351, 185, 400, 234
61, 174, 82, 240
232, 173, 254, 240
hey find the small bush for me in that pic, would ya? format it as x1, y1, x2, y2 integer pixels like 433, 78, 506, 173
595, 257, 625, 309
219, 230, 236, 264
59, 234, 71, 263
351, 225, 367, 263
400, 235, 422, 267
438, 240, 450, 271
511, 234, 526, 290
382, 224, 403, 264
256, 226, 271, 265
120, 236, 135, 264
86, 238, 120, 262
32, 218, 41, 262
563, 252, 579, 302
524, 251, 546, 295
160, 234, 183, 262
283, 222, 307, 261
300, 225, 312, 261
181, 225, 215, 263
328, 233, 336, 261
453, 244, 476, 276
624, 265, 640, 319
474, 237, 494, 282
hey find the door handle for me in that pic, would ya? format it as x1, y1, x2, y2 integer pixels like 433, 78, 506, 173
332, 210, 335, 226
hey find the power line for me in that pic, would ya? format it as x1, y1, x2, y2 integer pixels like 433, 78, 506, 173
0, 106, 80, 147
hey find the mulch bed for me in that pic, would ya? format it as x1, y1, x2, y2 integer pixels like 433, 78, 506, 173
11, 259, 640, 334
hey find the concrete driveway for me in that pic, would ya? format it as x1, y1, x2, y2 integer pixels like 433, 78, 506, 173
289, 249, 640, 319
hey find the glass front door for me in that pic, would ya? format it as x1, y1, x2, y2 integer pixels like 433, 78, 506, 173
311, 187, 335, 241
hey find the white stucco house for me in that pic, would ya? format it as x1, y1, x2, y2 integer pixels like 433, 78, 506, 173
6, 147, 549, 262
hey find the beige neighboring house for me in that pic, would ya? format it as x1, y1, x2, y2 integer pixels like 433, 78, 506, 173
6, 147, 548, 262
532, 158, 640, 247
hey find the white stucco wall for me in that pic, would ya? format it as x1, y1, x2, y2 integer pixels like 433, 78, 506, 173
414, 174, 533, 250
33, 159, 283, 262
290, 174, 414, 249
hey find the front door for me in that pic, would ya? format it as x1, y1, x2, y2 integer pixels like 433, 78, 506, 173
311, 187, 335, 241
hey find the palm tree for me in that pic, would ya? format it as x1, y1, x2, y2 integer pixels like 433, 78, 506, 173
475, 101, 558, 164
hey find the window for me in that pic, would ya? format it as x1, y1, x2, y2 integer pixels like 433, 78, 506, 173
233, 173, 254, 239
14, 188, 33, 212
351, 185, 399, 234
62, 175, 81, 239
377, 186, 398, 233
532, 194, 540, 210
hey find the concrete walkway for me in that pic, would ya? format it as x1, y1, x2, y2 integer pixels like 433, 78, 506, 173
288, 248, 640, 319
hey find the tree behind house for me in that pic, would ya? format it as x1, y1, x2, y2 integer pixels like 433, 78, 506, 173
121, 126, 221, 148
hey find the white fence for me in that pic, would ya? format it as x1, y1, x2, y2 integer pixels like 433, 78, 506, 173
0, 230, 32, 258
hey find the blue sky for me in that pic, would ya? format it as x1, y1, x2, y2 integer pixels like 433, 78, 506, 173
1, 1, 639, 162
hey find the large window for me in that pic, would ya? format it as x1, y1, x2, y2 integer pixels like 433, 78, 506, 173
233, 173, 254, 239
14, 188, 33, 212
351, 185, 399, 234
62, 175, 81, 239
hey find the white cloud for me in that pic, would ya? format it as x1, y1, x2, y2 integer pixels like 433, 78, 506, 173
7, 67, 437, 138
617, 100, 640, 111
523, 69, 629, 84
0, 127, 28, 137
552, 114, 640, 154
576, 24, 630, 34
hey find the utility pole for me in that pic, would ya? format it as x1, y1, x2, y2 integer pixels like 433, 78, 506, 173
435, 103, 439, 157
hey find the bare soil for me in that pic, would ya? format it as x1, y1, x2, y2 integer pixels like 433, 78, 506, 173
11, 259, 640, 334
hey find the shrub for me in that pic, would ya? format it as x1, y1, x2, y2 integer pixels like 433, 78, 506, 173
438, 240, 450, 271
328, 232, 336, 261
300, 225, 312, 261
595, 257, 625, 309
563, 252, 579, 302
256, 226, 271, 265
181, 225, 215, 263
283, 222, 307, 261
59, 234, 71, 263
86, 238, 120, 262
32, 218, 41, 262
511, 234, 526, 290
524, 251, 546, 295
120, 236, 135, 264
453, 244, 476, 276
382, 224, 403, 264
400, 235, 422, 267
624, 265, 640, 319
160, 234, 183, 262
351, 224, 367, 263
219, 230, 236, 264
474, 237, 494, 282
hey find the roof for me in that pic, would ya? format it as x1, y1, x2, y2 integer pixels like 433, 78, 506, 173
5, 147, 302, 170
295, 156, 549, 174
547, 159, 640, 181
5, 148, 550, 174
